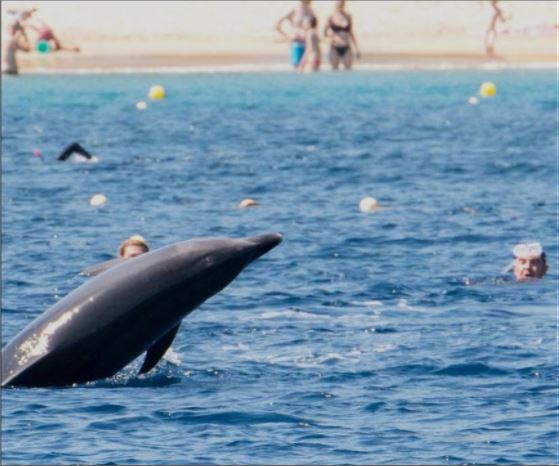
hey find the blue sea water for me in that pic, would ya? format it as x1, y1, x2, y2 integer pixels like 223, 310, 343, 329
1, 70, 557, 465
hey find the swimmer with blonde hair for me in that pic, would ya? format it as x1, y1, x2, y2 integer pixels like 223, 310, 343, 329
119, 235, 150, 259
80, 235, 149, 276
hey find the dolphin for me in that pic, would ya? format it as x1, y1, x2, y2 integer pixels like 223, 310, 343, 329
1, 233, 282, 387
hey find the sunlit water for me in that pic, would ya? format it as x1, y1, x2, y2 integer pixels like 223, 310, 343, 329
2, 70, 557, 465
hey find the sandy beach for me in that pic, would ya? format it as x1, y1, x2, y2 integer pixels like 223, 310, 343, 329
2, 1, 557, 72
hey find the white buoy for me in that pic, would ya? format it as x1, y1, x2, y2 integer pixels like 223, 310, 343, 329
136, 101, 148, 110
89, 193, 108, 207
238, 198, 258, 208
359, 196, 379, 212
468, 96, 479, 105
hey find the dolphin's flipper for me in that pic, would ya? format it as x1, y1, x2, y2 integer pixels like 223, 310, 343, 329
80, 257, 126, 277
140, 324, 181, 374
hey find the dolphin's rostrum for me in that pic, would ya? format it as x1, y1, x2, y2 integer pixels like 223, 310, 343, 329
1, 233, 283, 387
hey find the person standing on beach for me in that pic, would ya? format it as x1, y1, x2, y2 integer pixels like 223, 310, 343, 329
2, 31, 30, 74
5, 8, 36, 44
275, 0, 317, 68
2, 8, 35, 75
484, 0, 508, 58
298, 16, 321, 73
324, 0, 360, 70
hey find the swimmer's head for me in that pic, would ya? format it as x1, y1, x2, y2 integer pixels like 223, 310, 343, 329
512, 242, 547, 281
119, 235, 149, 259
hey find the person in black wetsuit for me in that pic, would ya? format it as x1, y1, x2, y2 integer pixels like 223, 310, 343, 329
324, 0, 360, 71
57, 142, 94, 161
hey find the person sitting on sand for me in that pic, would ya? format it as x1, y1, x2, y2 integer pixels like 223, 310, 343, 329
298, 15, 321, 73
275, 0, 316, 68
324, 0, 360, 71
29, 19, 80, 53
119, 235, 150, 259
509, 242, 548, 282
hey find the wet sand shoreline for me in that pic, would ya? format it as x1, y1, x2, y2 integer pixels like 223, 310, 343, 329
12, 52, 557, 75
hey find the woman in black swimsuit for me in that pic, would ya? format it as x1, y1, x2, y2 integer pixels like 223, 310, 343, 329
324, 0, 360, 71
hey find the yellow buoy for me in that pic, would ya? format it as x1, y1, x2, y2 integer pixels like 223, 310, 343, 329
89, 193, 108, 207
136, 101, 148, 110
238, 198, 258, 208
148, 85, 166, 100
479, 81, 496, 98
359, 196, 379, 213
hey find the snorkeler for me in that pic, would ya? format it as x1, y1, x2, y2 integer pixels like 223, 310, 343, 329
57, 142, 94, 161
505, 242, 548, 282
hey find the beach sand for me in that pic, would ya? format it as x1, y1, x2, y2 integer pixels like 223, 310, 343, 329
2, 1, 557, 73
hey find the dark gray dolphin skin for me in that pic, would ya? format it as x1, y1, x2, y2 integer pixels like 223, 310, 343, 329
2, 233, 282, 387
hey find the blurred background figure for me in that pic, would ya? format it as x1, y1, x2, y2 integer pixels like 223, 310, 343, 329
275, 0, 316, 69
5, 7, 36, 42
2, 8, 35, 74
298, 15, 321, 72
484, 0, 508, 58
30, 19, 80, 53
324, 0, 360, 70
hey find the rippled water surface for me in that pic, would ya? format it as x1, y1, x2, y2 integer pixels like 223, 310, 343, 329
2, 71, 557, 465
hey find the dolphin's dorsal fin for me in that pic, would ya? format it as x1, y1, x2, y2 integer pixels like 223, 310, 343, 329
139, 324, 181, 374
80, 257, 126, 277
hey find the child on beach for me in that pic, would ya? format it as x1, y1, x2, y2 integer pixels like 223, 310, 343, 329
298, 16, 321, 73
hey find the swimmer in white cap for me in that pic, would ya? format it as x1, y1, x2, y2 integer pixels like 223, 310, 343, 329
505, 242, 548, 282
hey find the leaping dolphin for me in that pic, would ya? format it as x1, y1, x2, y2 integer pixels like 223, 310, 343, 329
1, 233, 283, 387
